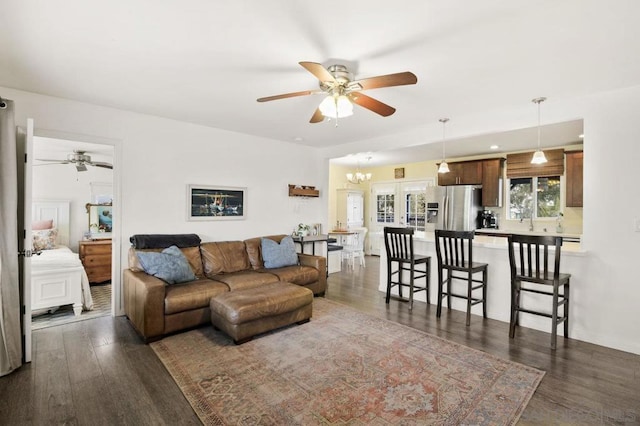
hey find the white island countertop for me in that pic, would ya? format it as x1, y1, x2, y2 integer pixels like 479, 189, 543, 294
410, 229, 584, 254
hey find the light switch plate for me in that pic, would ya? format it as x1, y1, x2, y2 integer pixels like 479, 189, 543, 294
635, 218, 640, 232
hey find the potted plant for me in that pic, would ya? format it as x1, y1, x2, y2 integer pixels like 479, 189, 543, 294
296, 223, 311, 237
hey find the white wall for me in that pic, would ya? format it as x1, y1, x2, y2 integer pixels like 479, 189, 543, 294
3, 86, 328, 316
322, 85, 640, 355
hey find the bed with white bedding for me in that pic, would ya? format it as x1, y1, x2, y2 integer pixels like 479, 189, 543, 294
31, 200, 93, 316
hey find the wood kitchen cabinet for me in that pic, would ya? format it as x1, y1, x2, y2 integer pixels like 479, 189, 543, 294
79, 239, 112, 284
481, 158, 504, 207
437, 160, 483, 186
565, 151, 583, 207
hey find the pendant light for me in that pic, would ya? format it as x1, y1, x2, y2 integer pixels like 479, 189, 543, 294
531, 97, 548, 164
346, 157, 372, 184
438, 118, 450, 173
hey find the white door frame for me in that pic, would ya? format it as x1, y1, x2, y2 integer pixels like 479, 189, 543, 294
30, 126, 123, 317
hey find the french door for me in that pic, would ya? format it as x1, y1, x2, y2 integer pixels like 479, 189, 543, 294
369, 180, 434, 255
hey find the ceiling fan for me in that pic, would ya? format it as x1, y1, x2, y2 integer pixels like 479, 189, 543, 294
257, 62, 417, 123
35, 150, 113, 172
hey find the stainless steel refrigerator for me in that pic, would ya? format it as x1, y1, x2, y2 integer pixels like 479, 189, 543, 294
431, 185, 482, 231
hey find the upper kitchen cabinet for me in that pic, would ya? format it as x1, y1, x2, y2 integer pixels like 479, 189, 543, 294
565, 151, 583, 207
437, 160, 482, 186
336, 189, 364, 228
481, 158, 504, 207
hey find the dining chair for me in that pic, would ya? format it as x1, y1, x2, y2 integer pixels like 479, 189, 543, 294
341, 228, 367, 268
434, 229, 488, 326
507, 234, 570, 350
383, 227, 430, 310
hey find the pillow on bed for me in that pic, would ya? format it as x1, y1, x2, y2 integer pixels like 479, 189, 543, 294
32, 219, 54, 230
33, 228, 58, 251
136, 245, 197, 284
261, 236, 298, 269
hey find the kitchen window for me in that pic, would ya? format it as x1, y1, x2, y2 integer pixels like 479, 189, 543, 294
508, 176, 561, 220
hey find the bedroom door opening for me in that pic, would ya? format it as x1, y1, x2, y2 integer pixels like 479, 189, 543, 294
29, 133, 116, 330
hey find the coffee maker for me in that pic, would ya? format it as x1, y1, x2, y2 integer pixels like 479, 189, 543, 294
477, 210, 498, 229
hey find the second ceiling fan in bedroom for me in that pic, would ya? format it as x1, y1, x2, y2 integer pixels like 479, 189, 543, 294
35, 150, 113, 172
257, 61, 417, 123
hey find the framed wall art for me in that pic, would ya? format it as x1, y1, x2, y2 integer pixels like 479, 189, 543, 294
86, 203, 113, 239
188, 185, 246, 221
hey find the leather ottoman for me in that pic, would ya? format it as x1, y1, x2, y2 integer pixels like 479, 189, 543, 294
210, 281, 313, 344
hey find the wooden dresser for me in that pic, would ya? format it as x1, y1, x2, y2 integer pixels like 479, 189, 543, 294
79, 239, 112, 284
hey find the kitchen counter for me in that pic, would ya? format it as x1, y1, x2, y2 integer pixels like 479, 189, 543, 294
475, 228, 581, 242
410, 230, 584, 253
379, 230, 588, 337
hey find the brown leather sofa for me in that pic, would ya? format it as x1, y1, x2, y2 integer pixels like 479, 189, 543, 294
123, 234, 326, 342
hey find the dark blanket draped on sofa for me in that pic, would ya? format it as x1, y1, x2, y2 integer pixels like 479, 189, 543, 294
130, 234, 201, 249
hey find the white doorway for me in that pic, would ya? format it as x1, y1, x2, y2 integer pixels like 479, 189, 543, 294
29, 135, 116, 329
369, 179, 436, 255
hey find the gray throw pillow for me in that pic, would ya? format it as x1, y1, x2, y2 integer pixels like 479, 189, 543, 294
136, 245, 197, 284
261, 236, 298, 269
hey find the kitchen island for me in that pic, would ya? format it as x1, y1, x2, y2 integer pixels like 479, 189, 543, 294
379, 230, 585, 337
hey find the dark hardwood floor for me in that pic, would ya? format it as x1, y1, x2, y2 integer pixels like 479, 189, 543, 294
1, 256, 638, 425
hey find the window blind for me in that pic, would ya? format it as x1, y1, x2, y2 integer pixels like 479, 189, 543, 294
506, 148, 564, 178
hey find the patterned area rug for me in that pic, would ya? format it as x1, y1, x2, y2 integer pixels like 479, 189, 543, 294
151, 298, 544, 425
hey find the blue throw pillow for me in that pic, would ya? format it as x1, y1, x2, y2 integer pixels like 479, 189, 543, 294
136, 245, 197, 284
261, 236, 298, 269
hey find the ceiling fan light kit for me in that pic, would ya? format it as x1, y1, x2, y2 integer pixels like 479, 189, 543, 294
257, 61, 417, 124
319, 94, 353, 119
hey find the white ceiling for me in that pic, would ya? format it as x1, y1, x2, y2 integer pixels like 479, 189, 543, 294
1, 1, 638, 158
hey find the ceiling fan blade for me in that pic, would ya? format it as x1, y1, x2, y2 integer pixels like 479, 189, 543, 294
309, 108, 324, 123
90, 162, 113, 169
33, 162, 69, 166
349, 93, 396, 117
257, 90, 321, 102
36, 158, 70, 163
349, 71, 417, 91
299, 62, 336, 84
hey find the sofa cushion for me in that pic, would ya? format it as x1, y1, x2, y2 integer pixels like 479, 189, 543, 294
129, 246, 204, 278
262, 265, 319, 286
210, 270, 279, 291
261, 236, 298, 269
210, 281, 313, 325
244, 235, 287, 270
136, 245, 197, 284
164, 278, 229, 315
201, 241, 250, 276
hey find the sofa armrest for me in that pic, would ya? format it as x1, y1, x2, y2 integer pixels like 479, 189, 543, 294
123, 269, 166, 341
298, 254, 327, 294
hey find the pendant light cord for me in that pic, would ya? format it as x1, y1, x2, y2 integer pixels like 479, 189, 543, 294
439, 118, 449, 160
532, 97, 546, 149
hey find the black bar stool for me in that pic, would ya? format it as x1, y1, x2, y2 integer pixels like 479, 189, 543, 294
383, 227, 431, 310
507, 234, 570, 350
434, 230, 488, 326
